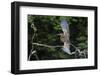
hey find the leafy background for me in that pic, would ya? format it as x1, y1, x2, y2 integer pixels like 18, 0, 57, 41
28, 15, 88, 60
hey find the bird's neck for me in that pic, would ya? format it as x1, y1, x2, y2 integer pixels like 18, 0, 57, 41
64, 42, 70, 48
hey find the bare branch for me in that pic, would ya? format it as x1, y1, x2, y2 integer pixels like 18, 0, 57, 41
32, 43, 63, 48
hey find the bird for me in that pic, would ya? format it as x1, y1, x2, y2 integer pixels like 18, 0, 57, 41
59, 18, 72, 55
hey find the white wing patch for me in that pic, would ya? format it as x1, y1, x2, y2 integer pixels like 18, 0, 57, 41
62, 47, 71, 55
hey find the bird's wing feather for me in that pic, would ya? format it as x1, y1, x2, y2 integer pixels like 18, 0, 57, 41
62, 47, 71, 55
60, 19, 70, 44
60, 19, 69, 32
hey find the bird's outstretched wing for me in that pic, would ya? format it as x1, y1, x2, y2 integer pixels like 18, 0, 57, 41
60, 18, 70, 44
60, 18, 71, 55
60, 18, 69, 33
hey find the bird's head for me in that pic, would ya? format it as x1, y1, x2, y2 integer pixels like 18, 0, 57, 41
57, 33, 65, 42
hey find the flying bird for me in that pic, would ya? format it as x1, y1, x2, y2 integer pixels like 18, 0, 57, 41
59, 18, 71, 55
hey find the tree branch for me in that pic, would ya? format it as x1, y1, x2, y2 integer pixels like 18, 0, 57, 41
32, 43, 63, 48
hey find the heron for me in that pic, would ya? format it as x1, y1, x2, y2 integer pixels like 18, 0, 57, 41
59, 18, 72, 55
